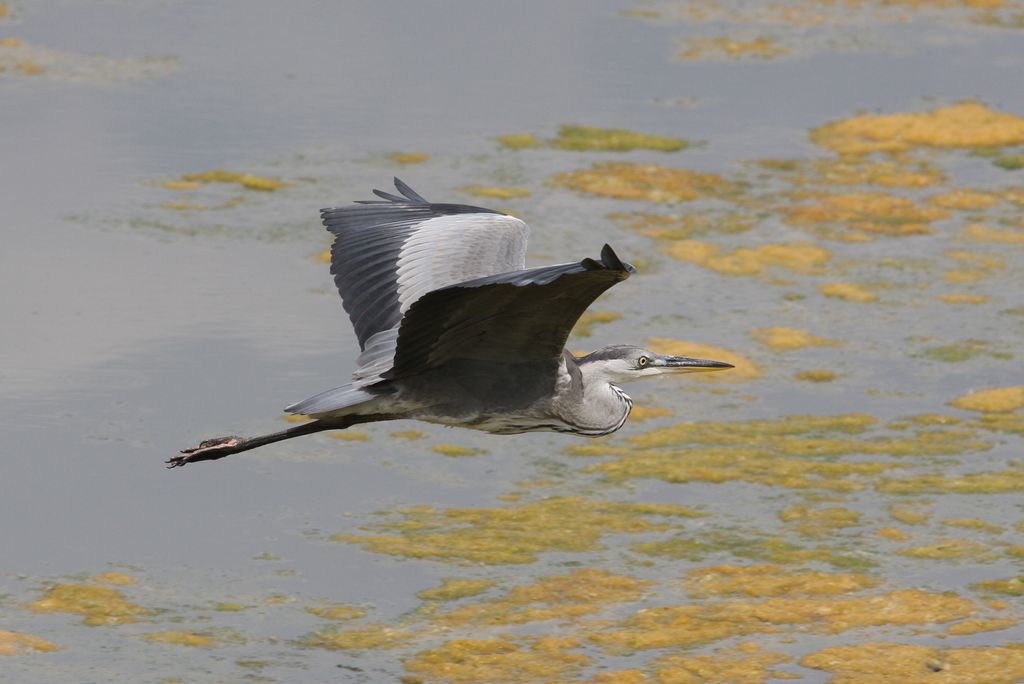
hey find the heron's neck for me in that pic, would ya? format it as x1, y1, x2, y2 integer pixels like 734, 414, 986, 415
561, 361, 633, 436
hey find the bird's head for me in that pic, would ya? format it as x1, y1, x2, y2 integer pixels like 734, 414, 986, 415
577, 344, 733, 384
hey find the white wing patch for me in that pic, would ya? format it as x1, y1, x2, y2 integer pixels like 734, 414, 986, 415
395, 213, 528, 313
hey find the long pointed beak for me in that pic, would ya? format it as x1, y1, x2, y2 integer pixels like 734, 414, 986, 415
655, 355, 734, 373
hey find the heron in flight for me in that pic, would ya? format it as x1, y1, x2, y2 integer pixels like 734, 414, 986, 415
168, 179, 732, 468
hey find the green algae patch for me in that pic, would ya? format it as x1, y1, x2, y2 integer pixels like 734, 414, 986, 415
496, 133, 541, 149
589, 589, 976, 653
646, 338, 760, 381
972, 576, 1024, 596
178, 170, 288, 191
306, 604, 366, 621
331, 497, 702, 564
663, 239, 832, 277
750, 326, 841, 351
761, 157, 945, 189
949, 386, 1024, 413
417, 578, 494, 602
571, 310, 621, 338
888, 504, 931, 525
992, 154, 1024, 170
796, 369, 837, 383
778, 506, 862, 537
801, 642, 1024, 684
403, 636, 588, 683
431, 570, 649, 628
431, 444, 488, 457
389, 152, 429, 164
942, 518, 1004, 533
549, 125, 687, 152
685, 564, 877, 598
972, 412, 1024, 435
898, 539, 994, 561
94, 571, 135, 586
652, 642, 791, 684
679, 36, 788, 61
0, 630, 59, 656
28, 583, 150, 626
878, 467, 1024, 494
458, 185, 531, 200
301, 624, 410, 651
810, 102, 1024, 156
550, 162, 734, 203
144, 631, 215, 647
819, 282, 878, 302
917, 340, 997, 363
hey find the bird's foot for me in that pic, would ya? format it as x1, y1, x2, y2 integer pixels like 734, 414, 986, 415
166, 436, 243, 469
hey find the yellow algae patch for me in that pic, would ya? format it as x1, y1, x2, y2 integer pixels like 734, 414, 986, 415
328, 431, 370, 441
417, 579, 494, 602
949, 386, 1024, 413
389, 152, 428, 164
332, 497, 701, 564
550, 162, 733, 203
611, 210, 756, 239
306, 604, 366, 621
431, 444, 487, 457
972, 412, 1024, 435
654, 643, 791, 684
390, 430, 425, 440
629, 406, 674, 422
549, 125, 688, 152
571, 310, 621, 337
795, 369, 837, 382
458, 185, 531, 200
160, 180, 203, 191
760, 157, 944, 188
0, 630, 58, 656
94, 572, 135, 586
301, 624, 410, 651
0, 3, 8, 19
496, 133, 541, 149
946, 249, 1005, 270
15, 60, 45, 75
179, 170, 288, 191
214, 602, 245, 612
972, 577, 1024, 596
944, 269, 983, 283
946, 617, 1018, 635
750, 326, 841, 351
626, 413, 876, 449
942, 518, 1004, 533
783, 192, 946, 237
811, 102, 1024, 156
878, 468, 1024, 494
432, 570, 649, 628
778, 506, 861, 537
876, 527, 912, 542
283, 414, 312, 423
591, 589, 975, 653
144, 631, 215, 648
664, 240, 832, 277
898, 539, 993, 560
403, 636, 588, 683
888, 504, 931, 525
678, 36, 788, 61
685, 564, 877, 598
963, 223, 1024, 243
929, 190, 999, 210
647, 338, 759, 381
634, 531, 871, 570
818, 282, 878, 302
801, 642, 1024, 684
29, 583, 149, 625
939, 293, 989, 304
160, 201, 206, 211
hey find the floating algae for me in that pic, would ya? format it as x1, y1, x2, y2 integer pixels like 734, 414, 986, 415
750, 326, 841, 351
652, 642, 792, 684
778, 506, 862, 537
458, 185, 531, 200
389, 152, 429, 164
431, 444, 488, 457
300, 624, 410, 651
678, 36, 789, 60
810, 102, 1024, 156
500, 125, 687, 152
801, 642, 1024, 684
972, 577, 1024, 596
496, 133, 541, 149
417, 579, 494, 602
877, 467, 1024, 494
661, 240, 831, 277
897, 539, 994, 561
306, 604, 367, 621
795, 370, 837, 383
962, 223, 1024, 244
629, 406, 674, 422
929, 189, 999, 210
685, 564, 877, 598
610, 210, 756, 239
403, 636, 588, 683
945, 617, 1019, 635
782, 192, 947, 238
28, 582, 150, 626
177, 170, 288, 191
549, 163, 734, 203
759, 157, 945, 188
634, 531, 872, 570
939, 293, 989, 305
949, 386, 1024, 413
818, 282, 878, 302
331, 497, 703, 564
144, 631, 215, 647
0, 630, 58, 656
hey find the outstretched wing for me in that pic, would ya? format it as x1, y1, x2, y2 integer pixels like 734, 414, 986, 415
384, 244, 635, 382
322, 178, 529, 352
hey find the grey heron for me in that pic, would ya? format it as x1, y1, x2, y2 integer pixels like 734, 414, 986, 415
168, 178, 732, 468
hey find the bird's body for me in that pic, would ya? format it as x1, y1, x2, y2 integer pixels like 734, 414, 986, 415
169, 179, 731, 468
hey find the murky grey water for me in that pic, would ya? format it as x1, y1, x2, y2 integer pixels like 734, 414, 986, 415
3, 1, 1024, 682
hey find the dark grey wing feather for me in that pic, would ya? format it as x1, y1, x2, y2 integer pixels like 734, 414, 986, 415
322, 178, 529, 352
384, 245, 635, 381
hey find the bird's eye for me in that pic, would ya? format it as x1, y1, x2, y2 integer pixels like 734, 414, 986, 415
637, 356, 648, 367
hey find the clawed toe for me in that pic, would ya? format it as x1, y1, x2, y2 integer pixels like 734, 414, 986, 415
167, 436, 242, 468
